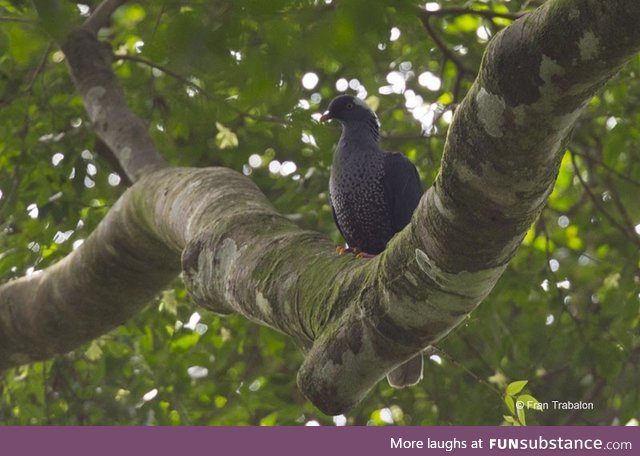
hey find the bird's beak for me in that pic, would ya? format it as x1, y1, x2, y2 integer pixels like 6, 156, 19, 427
319, 111, 332, 122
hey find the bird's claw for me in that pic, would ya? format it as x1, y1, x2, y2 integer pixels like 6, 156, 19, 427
336, 246, 359, 255
335, 246, 375, 259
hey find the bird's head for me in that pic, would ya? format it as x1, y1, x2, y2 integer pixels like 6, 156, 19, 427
320, 95, 378, 125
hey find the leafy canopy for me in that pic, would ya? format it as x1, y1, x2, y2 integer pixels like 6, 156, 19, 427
0, 0, 638, 425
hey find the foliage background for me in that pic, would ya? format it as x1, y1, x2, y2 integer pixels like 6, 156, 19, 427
0, 0, 638, 425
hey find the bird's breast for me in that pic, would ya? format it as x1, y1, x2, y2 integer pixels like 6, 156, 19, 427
329, 159, 395, 254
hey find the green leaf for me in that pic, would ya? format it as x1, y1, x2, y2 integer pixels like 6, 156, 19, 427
214, 395, 227, 409
503, 416, 518, 426
216, 122, 239, 149
506, 380, 528, 396
84, 341, 103, 361
517, 394, 541, 410
603, 272, 621, 290
516, 405, 527, 426
159, 290, 178, 315
259, 412, 278, 426
169, 333, 200, 351
504, 395, 515, 415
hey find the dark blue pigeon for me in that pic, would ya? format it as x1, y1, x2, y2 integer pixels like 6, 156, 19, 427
321, 94, 424, 388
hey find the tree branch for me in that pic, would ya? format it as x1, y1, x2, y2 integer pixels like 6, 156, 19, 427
62, 29, 167, 182
0, 16, 35, 24
424, 0, 640, 272
418, 12, 474, 102
2, 0, 640, 416
113, 53, 291, 126
0, 170, 181, 367
81, 0, 129, 35
570, 152, 640, 247
418, 6, 525, 23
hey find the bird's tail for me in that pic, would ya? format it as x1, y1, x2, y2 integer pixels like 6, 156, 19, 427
386, 353, 424, 389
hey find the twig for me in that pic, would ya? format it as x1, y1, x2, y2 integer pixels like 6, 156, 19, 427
0, 45, 50, 227
539, 217, 585, 335
0, 43, 51, 109
418, 13, 473, 75
604, 178, 638, 236
435, 346, 503, 397
418, 12, 474, 102
569, 152, 640, 248
24, 42, 52, 94
418, 7, 525, 22
114, 54, 289, 125
416, 5, 527, 102
0, 16, 35, 24
115, 54, 205, 96
572, 149, 640, 188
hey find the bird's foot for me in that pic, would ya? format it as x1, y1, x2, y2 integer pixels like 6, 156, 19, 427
335, 246, 375, 259
335, 246, 359, 255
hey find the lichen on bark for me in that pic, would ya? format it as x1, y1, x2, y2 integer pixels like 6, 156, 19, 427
3, 0, 640, 415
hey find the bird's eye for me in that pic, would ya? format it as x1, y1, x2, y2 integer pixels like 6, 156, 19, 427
346, 103, 354, 109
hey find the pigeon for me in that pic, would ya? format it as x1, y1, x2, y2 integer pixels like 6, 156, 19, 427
320, 94, 424, 388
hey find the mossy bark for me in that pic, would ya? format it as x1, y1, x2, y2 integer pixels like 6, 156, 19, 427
2, 0, 640, 414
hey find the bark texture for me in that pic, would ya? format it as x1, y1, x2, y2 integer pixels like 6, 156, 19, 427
0, 177, 180, 367
62, 28, 167, 182
1, 0, 640, 414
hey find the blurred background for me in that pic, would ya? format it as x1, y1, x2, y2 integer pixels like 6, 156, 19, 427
0, 0, 638, 425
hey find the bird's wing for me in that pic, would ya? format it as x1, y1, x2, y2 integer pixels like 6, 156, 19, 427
329, 191, 348, 241
383, 152, 423, 232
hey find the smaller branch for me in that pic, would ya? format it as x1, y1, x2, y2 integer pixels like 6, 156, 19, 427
380, 132, 428, 142
418, 13, 474, 102
114, 54, 290, 125
24, 43, 52, 94
539, 218, 585, 335
94, 138, 132, 187
0, 43, 51, 109
569, 152, 640, 248
18, 43, 51, 140
572, 149, 640, 188
459, 334, 496, 374
150, 4, 167, 39
435, 346, 502, 397
81, 0, 128, 35
603, 175, 639, 238
2, 45, 54, 221
418, 7, 525, 22
62, 30, 167, 182
452, 66, 465, 103
419, 14, 472, 76
115, 54, 205, 98
416, 6, 527, 102
0, 16, 35, 24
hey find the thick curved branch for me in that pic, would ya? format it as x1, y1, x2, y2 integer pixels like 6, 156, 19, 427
0, 175, 181, 367
1, 0, 640, 417
422, 0, 640, 272
301, 0, 640, 412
